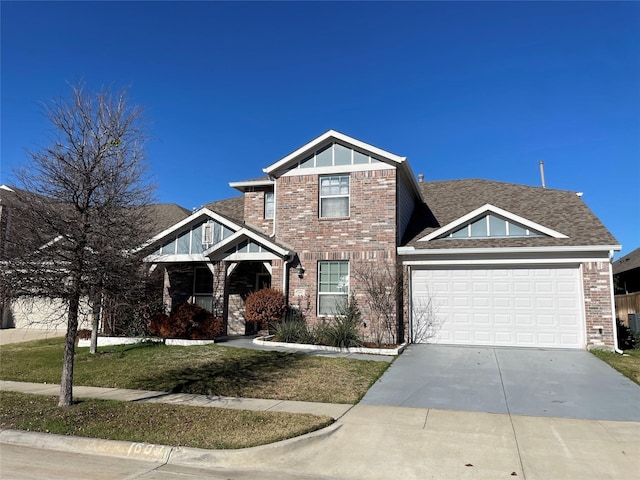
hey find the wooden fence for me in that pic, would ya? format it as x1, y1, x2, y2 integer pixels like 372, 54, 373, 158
615, 292, 640, 326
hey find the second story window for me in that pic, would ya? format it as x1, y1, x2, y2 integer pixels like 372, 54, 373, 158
264, 192, 274, 219
319, 175, 349, 218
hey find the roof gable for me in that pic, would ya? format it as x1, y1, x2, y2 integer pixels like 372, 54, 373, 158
402, 179, 619, 250
143, 206, 292, 263
263, 130, 407, 176
419, 204, 568, 242
203, 228, 290, 261
262, 130, 423, 202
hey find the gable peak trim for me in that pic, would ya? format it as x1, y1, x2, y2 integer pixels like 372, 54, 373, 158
263, 130, 406, 176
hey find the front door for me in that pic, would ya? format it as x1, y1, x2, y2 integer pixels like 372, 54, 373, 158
256, 273, 271, 291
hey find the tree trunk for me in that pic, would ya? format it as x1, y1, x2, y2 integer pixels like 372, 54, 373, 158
59, 290, 80, 407
90, 295, 101, 355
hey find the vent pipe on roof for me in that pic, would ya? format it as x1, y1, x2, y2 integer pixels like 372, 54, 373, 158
418, 173, 424, 183
539, 160, 546, 189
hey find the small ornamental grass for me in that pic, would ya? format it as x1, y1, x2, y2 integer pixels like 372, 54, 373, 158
272, 294, 364, 348
314, 294, 363, 348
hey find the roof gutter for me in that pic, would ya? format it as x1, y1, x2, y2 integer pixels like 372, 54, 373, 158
398, 245, 623, 256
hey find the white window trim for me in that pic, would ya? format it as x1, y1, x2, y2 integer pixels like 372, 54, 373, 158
317, 260, 349, 316
264, 192, 274, 219
319, 175, 350, 219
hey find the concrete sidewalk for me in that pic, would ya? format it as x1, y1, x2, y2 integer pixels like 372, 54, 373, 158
2, 402, 638, 479
0, 380, 353, 419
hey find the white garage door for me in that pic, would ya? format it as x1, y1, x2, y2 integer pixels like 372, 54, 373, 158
411, 266, 585, 349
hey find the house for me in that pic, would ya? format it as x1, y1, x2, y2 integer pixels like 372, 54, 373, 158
613, 247, 640, 294
613, 247, 640, 332
144, 130, 622, 350
0, 184, 191, 330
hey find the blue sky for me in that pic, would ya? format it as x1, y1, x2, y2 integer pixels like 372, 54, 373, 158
2, 1, 639, 256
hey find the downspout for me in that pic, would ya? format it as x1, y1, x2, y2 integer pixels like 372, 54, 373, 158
283, 254, 294, 302
407, 265, 414, 344
270, 175, 277, 238
608, 250, 623, 354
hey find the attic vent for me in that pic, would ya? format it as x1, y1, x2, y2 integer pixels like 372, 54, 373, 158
202, 224, 214, 244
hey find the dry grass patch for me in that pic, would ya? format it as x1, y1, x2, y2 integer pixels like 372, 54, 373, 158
0, 391, 333, 449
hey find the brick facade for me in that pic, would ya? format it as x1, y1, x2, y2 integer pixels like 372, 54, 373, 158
243, 189, 274, 234
582, 261, 616, 349
149, 132, 619, 350
275, 169, 400, 342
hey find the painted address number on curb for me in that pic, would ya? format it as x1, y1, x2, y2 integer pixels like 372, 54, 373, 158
127, 442, 168, 458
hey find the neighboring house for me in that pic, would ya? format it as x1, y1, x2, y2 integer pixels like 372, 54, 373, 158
0, 184, 191, 330
612, 247, 640, 332
613, 247, 640, 294
144, 130, 622, 350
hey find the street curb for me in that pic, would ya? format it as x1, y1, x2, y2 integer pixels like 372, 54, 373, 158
167, 422, 343, 468
0, 422, 342, 467
0, 429, 172, 463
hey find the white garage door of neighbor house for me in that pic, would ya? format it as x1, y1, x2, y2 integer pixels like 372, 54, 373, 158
411, 266, 585, 349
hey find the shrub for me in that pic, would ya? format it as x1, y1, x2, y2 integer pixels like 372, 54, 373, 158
316, 294, 363, 348
76, 329, 92, 340
272, 308, 316, 343
147, 303, 223, 339
245, 288, 287, 330
148, 312, 169, 337
617, 319, 638, 350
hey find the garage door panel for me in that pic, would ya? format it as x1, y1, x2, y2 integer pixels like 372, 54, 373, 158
473, 296, 490, 308
452, 296, 470, 307
412, 267, 585, 349
495, 331, 514, 344
536, 298, 554, 309
537, 314, 555, 326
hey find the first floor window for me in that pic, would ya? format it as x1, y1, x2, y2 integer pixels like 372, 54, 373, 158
193, 266, 214, 312
318, 261, 349, 315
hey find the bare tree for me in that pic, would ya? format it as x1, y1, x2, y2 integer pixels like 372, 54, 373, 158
352, 261, 402, 346
410, 291, 440, 343
2, 82, 155, 406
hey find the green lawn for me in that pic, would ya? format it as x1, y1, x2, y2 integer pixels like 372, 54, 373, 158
591, 348, 640, 385
0, 337, 390, 449
0, 338, 390, 404
0, 391, 332, 449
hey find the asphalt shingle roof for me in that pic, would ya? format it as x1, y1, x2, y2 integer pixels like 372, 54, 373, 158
203, 196, 244, 222
403, 179, 618, 249
143, 204, 191, 236
613, 247, 640, 275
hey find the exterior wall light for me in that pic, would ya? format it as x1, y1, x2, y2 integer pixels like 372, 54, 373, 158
295, 266, 305, 278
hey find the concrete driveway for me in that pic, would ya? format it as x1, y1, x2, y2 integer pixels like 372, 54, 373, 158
361, 345, 640, 421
